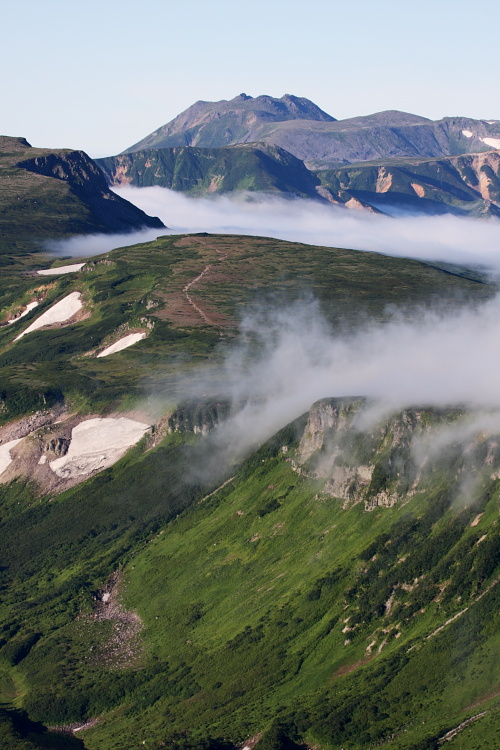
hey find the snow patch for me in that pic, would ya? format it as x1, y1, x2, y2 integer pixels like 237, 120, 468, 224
37, 263, 85, 276
481, 137, 500, 149
49, 417, 150, 479
0, 439, 23, 475
8, 301, 39, 324
14, 292, 82, 340
462, 130, 473, 138
97, 332, 147, 358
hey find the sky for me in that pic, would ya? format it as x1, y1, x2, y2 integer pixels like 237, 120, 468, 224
2, 0, 500, 157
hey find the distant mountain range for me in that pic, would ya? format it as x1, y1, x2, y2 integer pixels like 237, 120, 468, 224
124, 94, 500, 167
97, 95, 500, 218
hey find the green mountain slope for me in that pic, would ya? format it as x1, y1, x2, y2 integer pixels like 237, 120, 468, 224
0, 136, 164, 265
0, 235, 499, 749
96, 143, 321, 198
124, 94, 500, 167
317, 150, 500, 217
98, 142, 500, 217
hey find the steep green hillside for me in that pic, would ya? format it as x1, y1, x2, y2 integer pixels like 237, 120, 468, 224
0, 234, 499, 749
1, 399, 499, 749
0, 136, 163, 266
97, 143, 321, 198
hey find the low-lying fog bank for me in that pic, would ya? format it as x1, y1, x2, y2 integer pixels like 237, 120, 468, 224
44, 187, 500, 271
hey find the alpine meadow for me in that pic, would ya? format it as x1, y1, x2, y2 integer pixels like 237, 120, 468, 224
1, 77, 500, 750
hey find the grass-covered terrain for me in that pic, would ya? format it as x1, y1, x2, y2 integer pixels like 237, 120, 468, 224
0, 233, 493, 424
0, 135, 162, 268
0, 232, 499, 749
97, 144, 321, 198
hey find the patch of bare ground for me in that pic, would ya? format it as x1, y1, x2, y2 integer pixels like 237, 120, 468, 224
240, 733, 262, 750
331, 656, 373, 679
437, 711, 489, 744
153, 236, 245, 330
50, 717, 100, 736
85, 571, 143, 669
0, 409, 151, 495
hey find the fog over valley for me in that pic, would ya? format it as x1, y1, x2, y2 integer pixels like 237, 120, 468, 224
50, 186, 500, 272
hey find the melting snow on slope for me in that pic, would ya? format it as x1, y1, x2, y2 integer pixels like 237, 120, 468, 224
462, 130, 473, 138
8, 301, 39, 324
37, 263, 86, 276
49, 417, 150, 478
0, 439, 23, 476
14, 292, 82, 340
97, 332, 147, 358
481, 137, 500, 149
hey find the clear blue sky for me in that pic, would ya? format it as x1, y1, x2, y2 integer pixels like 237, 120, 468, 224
2, 0, 499, 157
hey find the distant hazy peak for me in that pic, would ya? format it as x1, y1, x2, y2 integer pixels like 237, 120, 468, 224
335, 110, 432, 127
124, 94, 336, 153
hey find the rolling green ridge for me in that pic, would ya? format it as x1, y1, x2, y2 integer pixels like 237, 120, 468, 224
0, 233, 499, 749
0, 233, 493, 424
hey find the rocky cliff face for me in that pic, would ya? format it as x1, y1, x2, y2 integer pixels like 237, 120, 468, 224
295, 398, 500, 511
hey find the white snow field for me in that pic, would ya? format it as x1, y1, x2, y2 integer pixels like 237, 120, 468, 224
0, 438, 23, 476
8, 301, 39, 324
97, 332, 147, 358
37, 263, 86, 276
481, 137, 500, 149
462, 130, 473, 138
49, 417, 150, 479
14, 292, 82, 340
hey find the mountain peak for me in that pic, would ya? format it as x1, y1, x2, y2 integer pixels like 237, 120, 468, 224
123, 94, 335, 153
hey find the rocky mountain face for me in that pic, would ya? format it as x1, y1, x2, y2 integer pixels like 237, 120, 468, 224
295, 398, 500, 510
318, 150, 500, 217
124, 95, 500, 167
125, 93, 335, 152
16, 146, 164, 232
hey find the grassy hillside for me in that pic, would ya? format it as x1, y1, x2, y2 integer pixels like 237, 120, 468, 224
97, 143, 321, 198
0, 233, 493, 425
0, 234, 499, 749
0, 136, 163, 267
